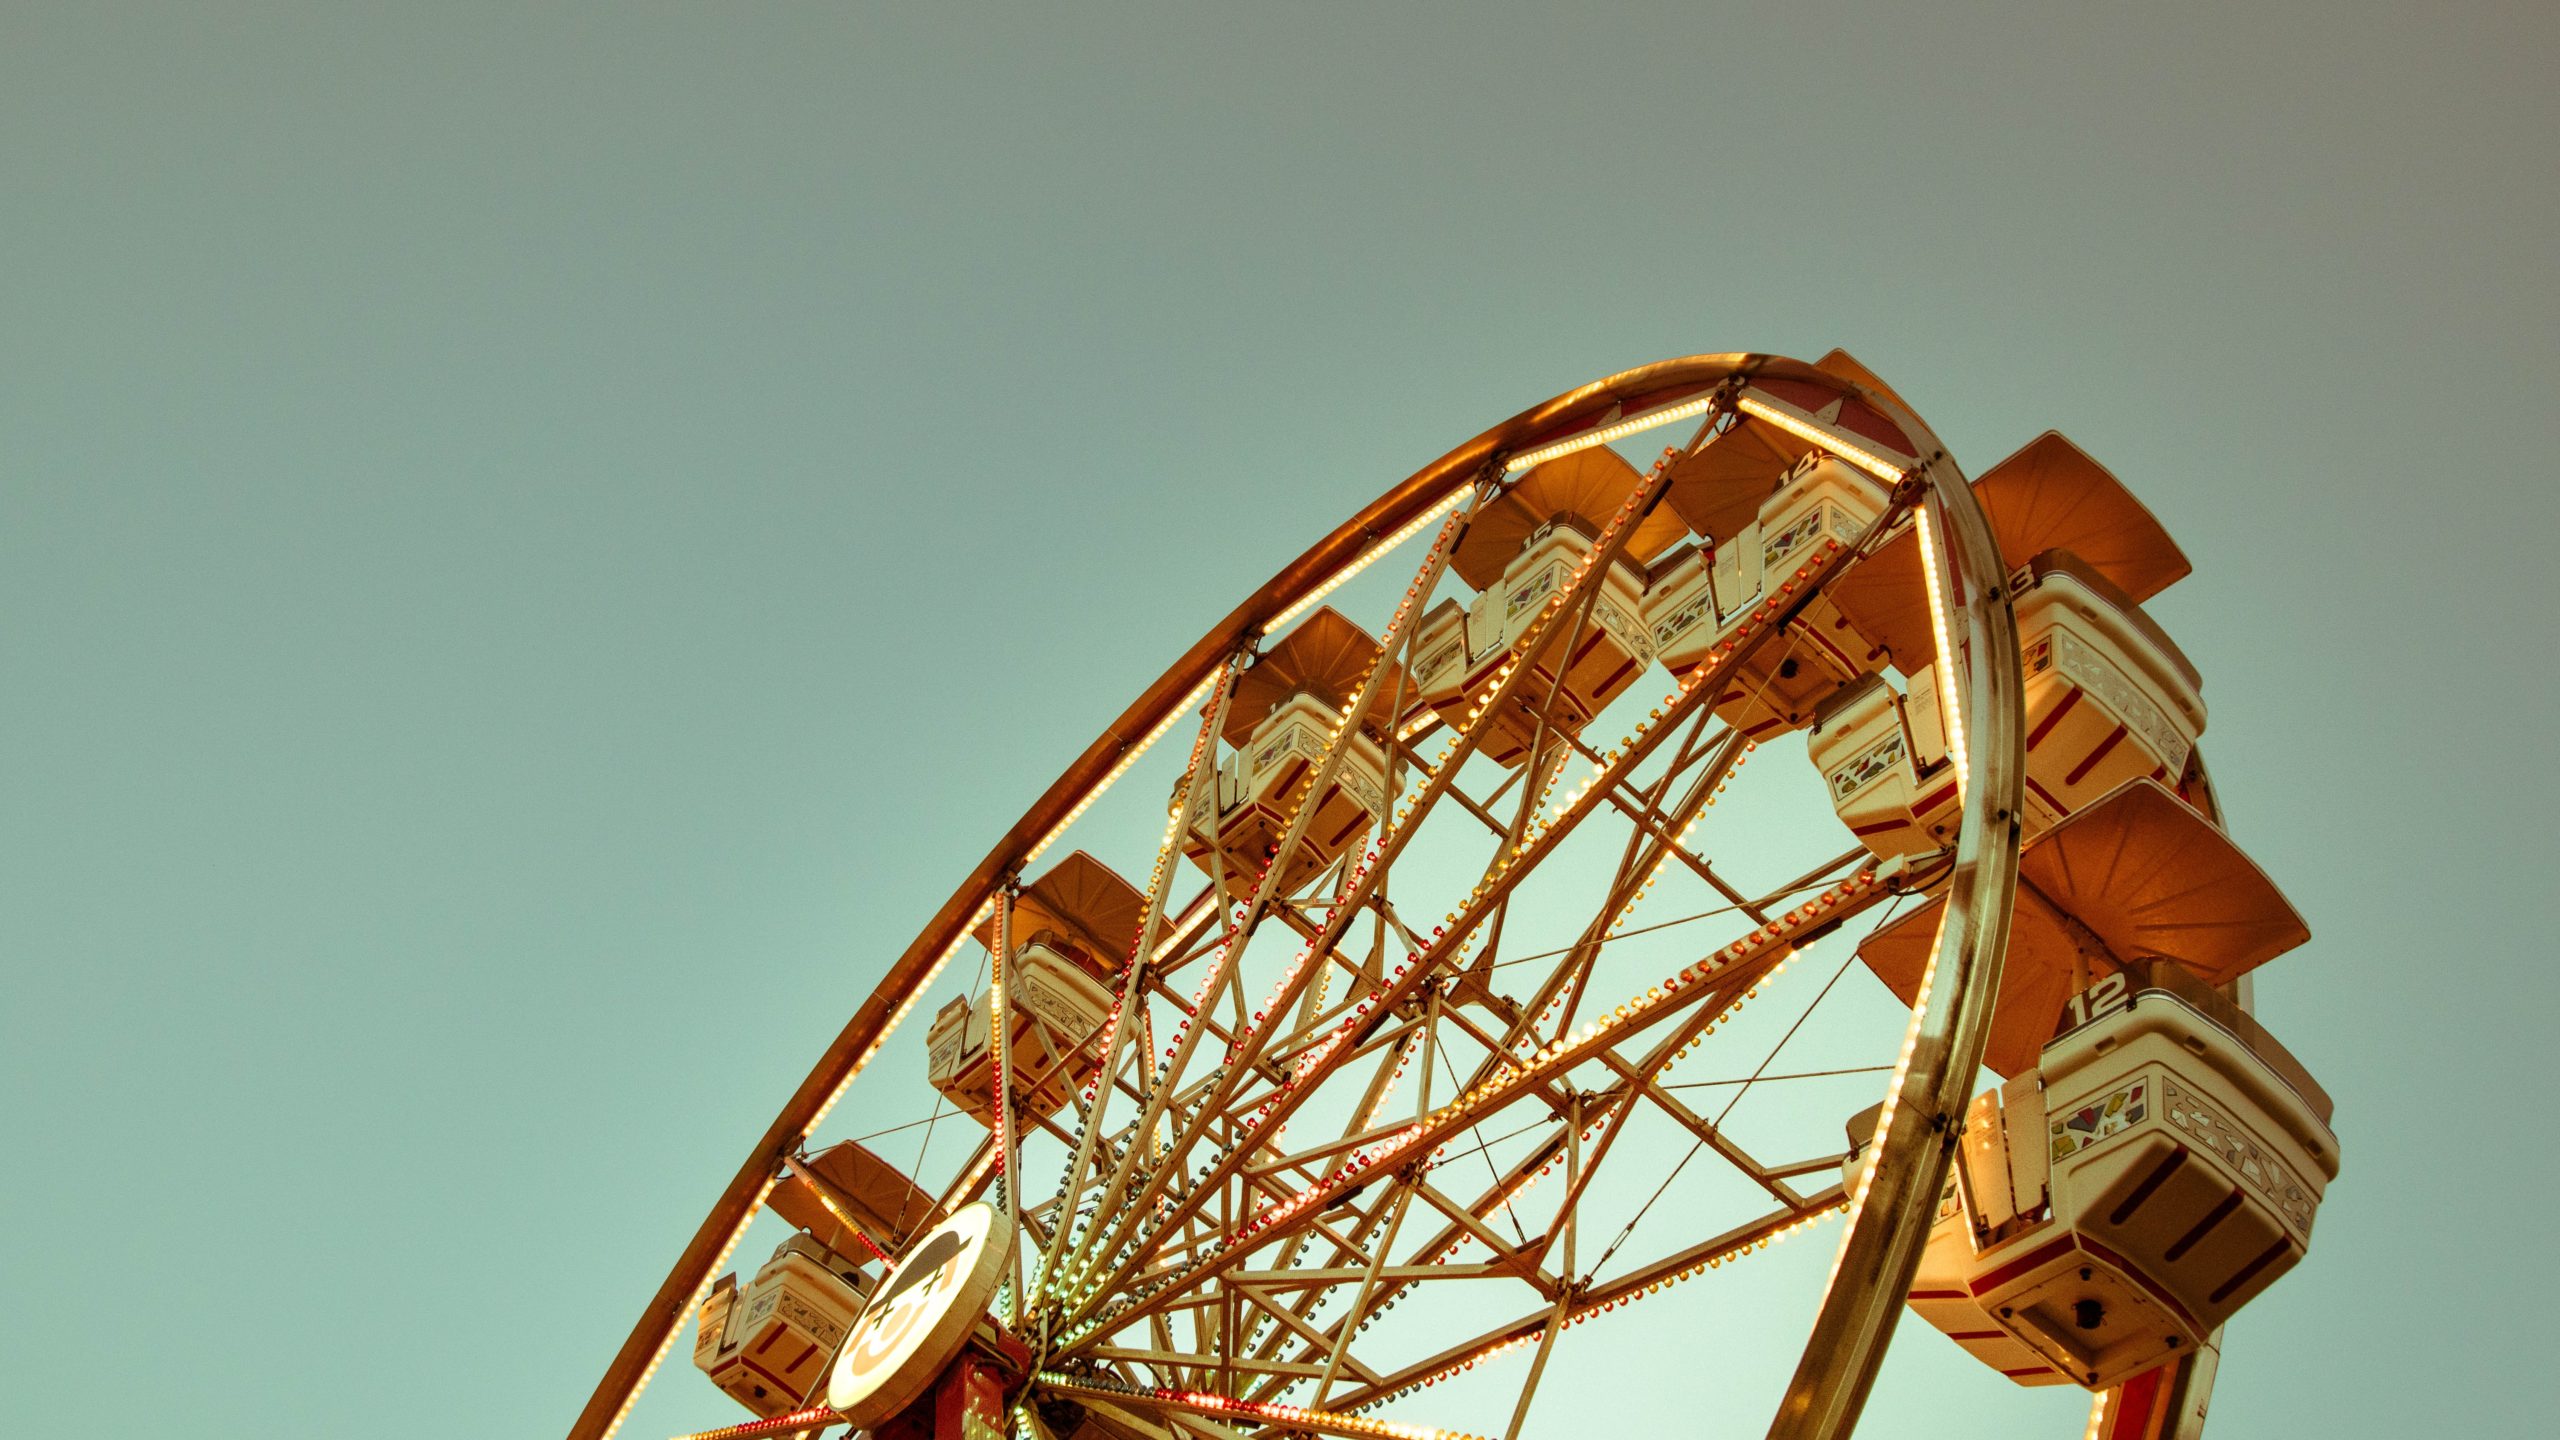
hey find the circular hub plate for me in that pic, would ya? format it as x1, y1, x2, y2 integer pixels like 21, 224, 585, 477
827, 1201, 1013, 1426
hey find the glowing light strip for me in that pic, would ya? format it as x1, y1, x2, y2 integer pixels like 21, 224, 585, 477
1733, 395, 1911, 484
1813, 500, 1972, 1306
1026, 671, 1223, 867
1037, 1372, 1489, 1440
799, 1178, 895, 1266
1502, 392, 1721, 473
1263, 486, 1470, 636
667, 1406, 841, 1440
803, 893, 998, 1138
1151, 893, 1217, 962
1355, 1033, 1420, 1133
990, 894, 1016, 1207
944, 1144, 1001, 1211
1821, 911, 1942, 1300
602, 1176, 779, 1440
1143, 671, 1232, 909
1913, 505, 1970, 795
2083, 1391, 2115, 1440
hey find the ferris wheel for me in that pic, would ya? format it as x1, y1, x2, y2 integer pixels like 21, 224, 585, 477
567, 353, 2339, 1440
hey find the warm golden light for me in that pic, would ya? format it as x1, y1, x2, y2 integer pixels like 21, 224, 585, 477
1733, 395, 1910, 483
1263, 486, 1469, 635
1913, 505, 1970, 795
604, 1177, 779, 1440
1502, 393, 1721, 473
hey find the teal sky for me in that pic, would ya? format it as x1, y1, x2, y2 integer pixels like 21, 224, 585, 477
5, 5, 2553, 1437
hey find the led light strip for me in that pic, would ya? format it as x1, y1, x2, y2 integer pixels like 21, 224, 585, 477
666, 1406, 841, 1440
943, 1144, 1001, 1211
803, 893, 998, 1138
797, 1177, 895, 1266
602, 1177, 779, 1440
1152, 893, 1217, 961
1814, 498, 1972, 1309
1263, 486, 1471, 636
2083, 1390, 2115, 1440
1026, 670, 1223, 868
1354, 1032, 1421, 1134
989, 893, 1016, 1213
1037, 1371, 1491, 1440
1142, 674, 1233, 911
1913, 504, 1971, 795
1734, 395, 1912, 485
1820, 901, 1943, 1302
1502, 392, 1722, 473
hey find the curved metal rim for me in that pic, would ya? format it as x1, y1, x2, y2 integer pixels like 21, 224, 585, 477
567, 353, 2023, 1440
1767, 401, 2025, 1437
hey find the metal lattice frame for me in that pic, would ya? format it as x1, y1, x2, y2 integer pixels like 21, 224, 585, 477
569, 354, 2212, 1440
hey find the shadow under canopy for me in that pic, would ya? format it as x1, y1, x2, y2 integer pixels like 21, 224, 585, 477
1856, 778, 2310, 1077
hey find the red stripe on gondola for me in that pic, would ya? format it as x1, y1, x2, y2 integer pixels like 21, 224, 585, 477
2064, 723, 2130, 787
739, 1356, 802, 1395
2026, 688, 2081, 748
2078, 1233, 2203, 1330
2208, 1237, 2299, 1305
1586, 658, 1636, 698
1968, 1236, 2077, 1297
2025, 775, 2068, 817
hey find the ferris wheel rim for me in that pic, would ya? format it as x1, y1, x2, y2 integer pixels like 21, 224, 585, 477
569, 351, 2026, 1440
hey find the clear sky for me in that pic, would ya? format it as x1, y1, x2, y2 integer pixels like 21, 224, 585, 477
5, 4, 2553, 1437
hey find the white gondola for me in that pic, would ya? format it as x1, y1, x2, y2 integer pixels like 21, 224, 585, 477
1842, 777, 2335, 1388
1803, 669, 1955, 860
694, 1234, 871, 1416
1646, 455, 1897, 738
926, 851, 1142, 1127
1183, 607, 1403, 897
1887, 962, 2338, 1390
1633, 368, 1924, 739
2011, 550, 2205, 829
1406, 449, 1687, 767
1811, 547, 2205, 860
1810, 431, 2202, 859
